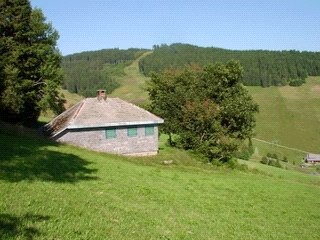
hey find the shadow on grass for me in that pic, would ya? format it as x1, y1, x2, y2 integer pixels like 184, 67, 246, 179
0, 129, 98, 183
0, 213, 49, 240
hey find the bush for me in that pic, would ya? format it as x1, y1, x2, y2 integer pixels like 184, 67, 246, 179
234, 149, 251, 160
273, 159, 282, 168
261, 156, 269, 165
261, 155, 282, 168
289, 78, 306, 87
267, 153, 278, 160
226, 159, 238, 169
233, 140, 254, 160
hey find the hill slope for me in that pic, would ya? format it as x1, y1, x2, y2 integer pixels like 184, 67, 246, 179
62, 48, 148, 97
111, 53, 320, 156
109, 51, 152, 105
248, 76, 320, 153
0, 127, 319, 239
59, 48, 320, 160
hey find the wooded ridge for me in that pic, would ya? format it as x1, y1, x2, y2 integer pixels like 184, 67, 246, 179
61, 44, 320, 94
139, 43, 320, 87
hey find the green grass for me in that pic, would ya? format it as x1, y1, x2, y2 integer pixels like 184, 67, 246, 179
0, 127, 319, 239
251, 139, 306, 168
247, 76, 320, 153
109, 51, 152, 105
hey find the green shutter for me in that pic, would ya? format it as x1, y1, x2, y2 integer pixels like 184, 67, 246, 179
105, 128, 117, 139
127, 127, 137, 137
145, 126, 154, 136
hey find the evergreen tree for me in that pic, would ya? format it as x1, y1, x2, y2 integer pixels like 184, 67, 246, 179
0, 0, 64, 126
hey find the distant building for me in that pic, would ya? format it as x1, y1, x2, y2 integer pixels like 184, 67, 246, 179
304, 153, 320, 163
44, 90, 164, 156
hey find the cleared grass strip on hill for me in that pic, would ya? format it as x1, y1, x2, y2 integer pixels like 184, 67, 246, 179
110, 51, 152, 105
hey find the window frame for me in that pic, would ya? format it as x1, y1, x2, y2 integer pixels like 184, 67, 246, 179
127, 126, 138, 137
105, 128, 117, 139
145, 125, 155, 136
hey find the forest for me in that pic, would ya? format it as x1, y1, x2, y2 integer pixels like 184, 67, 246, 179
61, 44, 320, 95
62, 48, 147, 97
139, 43, 320, 87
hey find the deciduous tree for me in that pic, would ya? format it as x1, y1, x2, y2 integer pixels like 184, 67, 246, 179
147, 61, 259, 162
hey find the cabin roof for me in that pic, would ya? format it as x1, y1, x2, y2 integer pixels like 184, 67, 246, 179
44, 97, 163, 137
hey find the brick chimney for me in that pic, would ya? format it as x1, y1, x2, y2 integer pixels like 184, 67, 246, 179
97, 89, 107, 101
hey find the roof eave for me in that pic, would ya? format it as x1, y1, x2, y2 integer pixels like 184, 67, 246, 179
68, 120, 164, 129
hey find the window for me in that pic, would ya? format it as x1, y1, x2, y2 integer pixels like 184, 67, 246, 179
145, 126, 154, 136
127, 127, 137, 137
105, 128, 117, 139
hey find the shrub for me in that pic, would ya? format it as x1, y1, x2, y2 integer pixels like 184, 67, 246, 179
234, 149, 251, 160
273, 159, 282, 168
289, 78, 306, 87
227, 159, 238, 169
233, 140, 254, 160
261, 155, 282, 168
266, 153, 278, 160
261, 156, 269, 165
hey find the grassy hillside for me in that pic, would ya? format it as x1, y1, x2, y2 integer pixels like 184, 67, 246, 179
248, 76, 320, 154
109, 61, 320, 158
0, 126, 319, 239
109, 51, 152, 105
110, 56, 320, 160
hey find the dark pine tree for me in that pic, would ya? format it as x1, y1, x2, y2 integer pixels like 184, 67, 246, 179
0, 0, 64, 126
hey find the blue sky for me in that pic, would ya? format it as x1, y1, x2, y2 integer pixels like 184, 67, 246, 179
30, 0, 320, 55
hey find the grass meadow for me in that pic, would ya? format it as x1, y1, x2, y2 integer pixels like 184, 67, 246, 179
0, 126, 319, 239
248, 76, 320, 153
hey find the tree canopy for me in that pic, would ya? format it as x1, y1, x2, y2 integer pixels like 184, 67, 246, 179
140, 43, 320, 87
0, 0, 64, 126
147, 61, 259, 161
